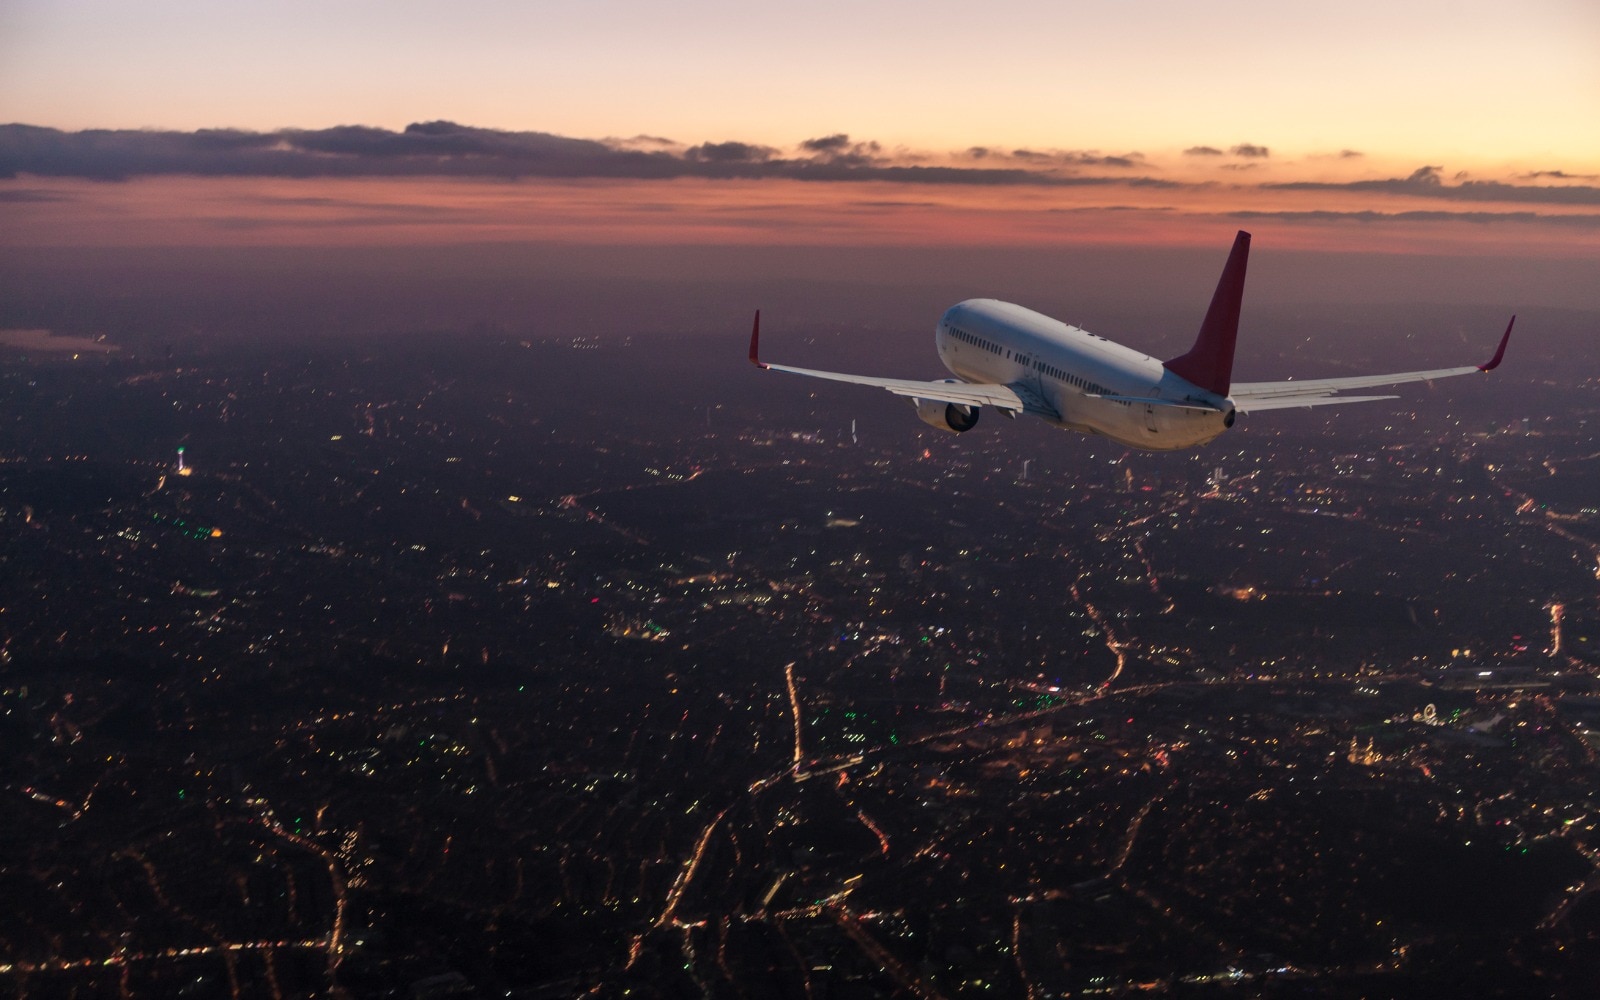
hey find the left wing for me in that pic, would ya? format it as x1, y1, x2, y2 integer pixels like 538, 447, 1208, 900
1230, 316, 1513, 414
747, 312, 1055, 417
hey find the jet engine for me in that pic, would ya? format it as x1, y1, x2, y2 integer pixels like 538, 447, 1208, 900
911, 397, 980, 433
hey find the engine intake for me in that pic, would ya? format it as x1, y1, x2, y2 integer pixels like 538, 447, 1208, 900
912, 398, 979, 433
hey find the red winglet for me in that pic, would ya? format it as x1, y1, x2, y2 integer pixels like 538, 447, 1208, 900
748, 310, 767, 368
1478, 316, 1514, 372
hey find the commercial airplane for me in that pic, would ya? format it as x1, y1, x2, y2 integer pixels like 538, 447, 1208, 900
748, 231, 1513, 452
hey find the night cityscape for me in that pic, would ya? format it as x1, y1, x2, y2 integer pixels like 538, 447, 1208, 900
6, 0, 1600, 994
3, 306, 1599, 997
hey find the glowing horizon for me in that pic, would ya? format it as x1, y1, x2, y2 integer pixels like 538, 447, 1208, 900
2, 122, 1597, 257
2, 2, 1597, 257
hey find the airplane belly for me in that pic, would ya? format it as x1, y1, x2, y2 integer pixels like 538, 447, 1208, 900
1060, 394, 1228, 451
1144, 408, 1229, 450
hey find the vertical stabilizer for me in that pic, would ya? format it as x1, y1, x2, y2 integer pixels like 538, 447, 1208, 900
1164, 230, 1250, 396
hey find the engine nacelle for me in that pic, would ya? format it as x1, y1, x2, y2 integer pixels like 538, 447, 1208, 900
911, 397, 979, 433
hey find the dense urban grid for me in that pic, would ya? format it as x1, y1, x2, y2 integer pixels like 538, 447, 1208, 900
2, 319, 1599, 998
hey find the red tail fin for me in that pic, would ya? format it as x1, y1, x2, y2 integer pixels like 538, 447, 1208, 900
1164, 230, 1250, 396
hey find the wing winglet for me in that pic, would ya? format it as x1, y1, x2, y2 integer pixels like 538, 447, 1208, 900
748, 311, 767, 369
1478, 316, 1514, 372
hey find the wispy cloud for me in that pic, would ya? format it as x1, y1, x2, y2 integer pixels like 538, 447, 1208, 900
1186, 143, 1274, 162
0, 187, 72, 202
1518, 168, 1598, 181
1230, 208, 1600, 228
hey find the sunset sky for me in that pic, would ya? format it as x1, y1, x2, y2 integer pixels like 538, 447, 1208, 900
2, 0, 1598, 255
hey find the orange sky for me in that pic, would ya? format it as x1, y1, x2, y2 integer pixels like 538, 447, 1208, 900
2, 2, 1598, 257
5, 2, 1598, 166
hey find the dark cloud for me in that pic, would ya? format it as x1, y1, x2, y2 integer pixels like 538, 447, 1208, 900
684, 141, 777, 164
799, 134, 853, 154
1010, 149, 1143, 168
1183, 142, 1264, 158
13, 123, 1580, 209
0, 121, 678, 181
1265, 166, 1600, 205
1340, 149, 1364, 158
0, 122, 1183, 190
797, 134, 883, 167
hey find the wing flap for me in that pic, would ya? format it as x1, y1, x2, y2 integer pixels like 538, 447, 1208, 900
1233, 393, 1399, 413
751, 313, 1055, 417
1231, 364, 1482, 398
760, 362, 1030, 412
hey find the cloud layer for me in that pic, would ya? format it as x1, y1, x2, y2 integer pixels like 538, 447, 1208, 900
0, 122, 1153, 188
4, 122, 1595, 213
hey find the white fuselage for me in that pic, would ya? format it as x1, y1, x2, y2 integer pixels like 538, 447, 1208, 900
937, 299, 1235, 451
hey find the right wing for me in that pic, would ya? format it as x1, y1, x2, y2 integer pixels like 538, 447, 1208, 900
1230, 316, 1513, 414
748, 312, 1055, 417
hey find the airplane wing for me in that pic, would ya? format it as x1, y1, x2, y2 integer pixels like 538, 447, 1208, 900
1230, 316, 1513, 414
748, 312, 1056, 417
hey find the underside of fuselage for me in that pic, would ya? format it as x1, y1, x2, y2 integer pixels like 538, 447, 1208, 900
936, 299, 1235, 451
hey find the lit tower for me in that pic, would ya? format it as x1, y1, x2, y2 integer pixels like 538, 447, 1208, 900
175, 445, 192, 477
